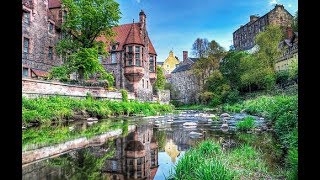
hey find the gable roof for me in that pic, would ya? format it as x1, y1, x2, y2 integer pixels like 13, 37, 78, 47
48, 0, 61, 9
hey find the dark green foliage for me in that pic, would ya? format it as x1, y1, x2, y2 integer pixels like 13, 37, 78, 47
236, 116, 256, 131
223, 90, 240, 104
276, 70, 290, 85
120, 89, 128, 102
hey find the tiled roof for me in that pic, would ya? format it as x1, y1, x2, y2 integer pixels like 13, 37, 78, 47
48, 0, 61, 9
31, 69, 49, 77
172, 63, 192, 73
124, 23, 144, 45
97, 22, 157, 54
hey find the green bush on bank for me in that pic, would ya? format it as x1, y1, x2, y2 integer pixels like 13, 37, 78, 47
236, 116, 256, 131
170, 140, 274, 179
22, 96, 173, 126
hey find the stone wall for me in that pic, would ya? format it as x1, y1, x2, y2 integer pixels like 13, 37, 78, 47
22, 78, 135, 100
171, 70, 200, 104
156, 90, 170, 104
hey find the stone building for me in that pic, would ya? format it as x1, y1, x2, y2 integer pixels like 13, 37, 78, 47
276, 27, 298, 71
97, 10, 157, 101
170, 51, 200, 104
22, 0, 64, 79
103, 124, 159, 180
233, 4, 293, 51
161, 51, 180, 75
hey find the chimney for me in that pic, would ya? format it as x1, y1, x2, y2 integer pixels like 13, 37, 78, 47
139, 10, 146, 31
286, 27, 293, 39
250, 15, 259, 22
183, 51, 188, 62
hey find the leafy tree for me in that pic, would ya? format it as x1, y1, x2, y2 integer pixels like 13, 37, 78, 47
154, 65, 166, 91
292, 11, 298, 32
220, 51, 249, 89
255, 25, 284, 71
288, 57, 298, 82
53, 0, 121, 84
192, 38, 209, 58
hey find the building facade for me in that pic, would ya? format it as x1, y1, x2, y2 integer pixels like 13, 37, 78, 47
276, 28, 298, 71
161, 51, 180, 75
233, 4, 293, 51
22, 0, 64, 79
22, 0, 157, 101
97, 10, 157, 101
170, 51, 200, 104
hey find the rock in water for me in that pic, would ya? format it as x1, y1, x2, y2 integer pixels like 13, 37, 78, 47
87, 117, 98, 121
220, 113, 231, 118
183, 122, 197, 126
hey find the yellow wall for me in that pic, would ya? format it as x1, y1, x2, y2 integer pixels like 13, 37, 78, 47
162, 51, 180, 74
275, 53, 298, 71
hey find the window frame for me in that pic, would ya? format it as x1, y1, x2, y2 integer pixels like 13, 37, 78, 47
111, 53, 116, 64
23, 67, 29, 77
48, 47, 53, 60
23, 37, 30, 54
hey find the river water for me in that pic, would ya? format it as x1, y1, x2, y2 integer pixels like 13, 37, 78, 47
22, 110, 280, 180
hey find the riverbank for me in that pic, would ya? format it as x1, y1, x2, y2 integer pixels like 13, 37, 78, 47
22, 96, 174, 127
172, 94, 298, 179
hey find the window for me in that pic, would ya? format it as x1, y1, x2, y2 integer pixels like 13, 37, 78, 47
128, 46, 133, 53
135, 46, 140, 53
111, 160, 117, 171
112, 45, 116, 50
127, 53, 132, 66
23, 68, 28, 77
149, 56, 154, 72
24, 11, 30, 25
23, 38, 29, 54
135, 53, 141, 66
166, 64, 169, 68
147, 81, 149, 89
142, 79, 144, 88
111, 53, 116, 63
48, 47, 53, 60
98, 55, 102, 63
49, 22, 54, 33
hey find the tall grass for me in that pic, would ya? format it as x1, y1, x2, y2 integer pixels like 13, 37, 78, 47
222, 95, 298, 179
22, 96, 174, 126
236, 116, 256, 131
170, 140, 278, 179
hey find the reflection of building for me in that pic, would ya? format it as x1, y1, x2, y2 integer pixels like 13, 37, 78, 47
103, 124, 158, 179
164, 139, 180, 163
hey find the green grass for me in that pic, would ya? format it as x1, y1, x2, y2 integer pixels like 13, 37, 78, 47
170, 140, 280, 179
22, 120, 127, 151
22, 96, 174, 126
236, 116, 256, 131
222, 94, 298, 179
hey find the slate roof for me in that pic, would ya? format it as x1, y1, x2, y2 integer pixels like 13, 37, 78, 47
171, 57, 199, 73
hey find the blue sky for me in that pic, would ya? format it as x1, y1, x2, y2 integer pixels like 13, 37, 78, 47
116, 0, 298, 62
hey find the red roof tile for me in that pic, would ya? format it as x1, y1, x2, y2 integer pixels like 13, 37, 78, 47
97, 22, 157, 55
124, 23, 143, 46
31, 69, 49, 77
49, 0, 61, 9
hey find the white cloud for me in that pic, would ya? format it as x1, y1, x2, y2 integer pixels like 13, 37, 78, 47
269, 0, 278, 5
136, 0, 141, 3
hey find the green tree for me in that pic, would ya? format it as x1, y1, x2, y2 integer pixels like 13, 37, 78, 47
53, 0, 121, 84
154, 65, 166, 91
255, 25, 284, 71
220, 51, 249, 90
192, 38, 209, 58
292, 11, 298, 32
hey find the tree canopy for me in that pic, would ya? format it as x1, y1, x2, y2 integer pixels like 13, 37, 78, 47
51, 0, 121, 85
154, 65, 166, 91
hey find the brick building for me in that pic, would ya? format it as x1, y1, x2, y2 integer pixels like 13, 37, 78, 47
170, 51, 200, 104
97, 10, 158, 101
22, 0, 157, 101
22, 0, 64, 79
233, 4, 293, 51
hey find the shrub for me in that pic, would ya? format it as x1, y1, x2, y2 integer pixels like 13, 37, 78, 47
276, 70, 290, 86
120, 89, 128, 102
199, 91, 215, 105
223, 90, 240, 104
236, 116, 256, 131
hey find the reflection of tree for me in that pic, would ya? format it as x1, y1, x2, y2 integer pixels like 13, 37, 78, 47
48, 141, 115, 180
153, 129, 166, 151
